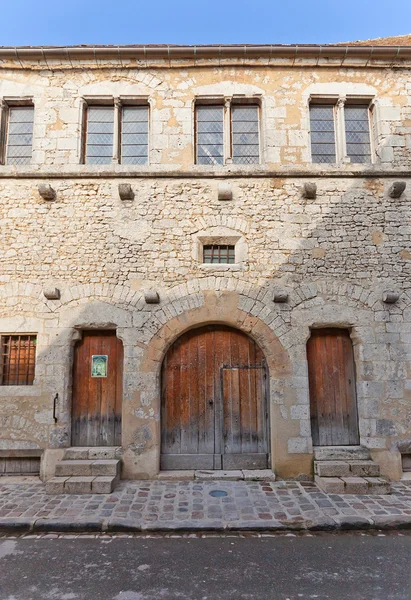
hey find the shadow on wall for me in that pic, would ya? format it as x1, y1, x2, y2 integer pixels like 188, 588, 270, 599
0, 169, 411, 478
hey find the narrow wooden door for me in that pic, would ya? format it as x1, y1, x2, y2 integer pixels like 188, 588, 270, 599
72, 331, 123, 447
161, 325, 269, 470
307, 328, 359, 446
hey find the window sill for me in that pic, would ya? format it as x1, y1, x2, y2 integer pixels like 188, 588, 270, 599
199, 263, 245, 271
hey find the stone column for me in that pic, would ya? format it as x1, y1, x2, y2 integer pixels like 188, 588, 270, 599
0, 100, 6, 164
112, 97, 121, 164
224, 97, 232, 164
336, 96, 348, 164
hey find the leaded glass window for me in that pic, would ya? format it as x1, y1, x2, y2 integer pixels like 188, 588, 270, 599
344, 105, 371, 164
232, 105, 260, 164
203, 245, 235, 264
6, 106, 34, 166
309, 105, 336, 164
196, 105, 224, 165
121, 106, 149, 165
86, 106, 114, 165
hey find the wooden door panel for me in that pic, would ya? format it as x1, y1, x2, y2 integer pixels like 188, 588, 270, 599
161, 325, 269, 470
72, 331, 123, 447
308, 329, 359, 446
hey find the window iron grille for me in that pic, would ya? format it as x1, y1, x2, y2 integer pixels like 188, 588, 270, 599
203, 245, 236, 264
0, 335, 36, 386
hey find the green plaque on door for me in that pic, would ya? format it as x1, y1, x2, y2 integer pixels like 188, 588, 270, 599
91, 355, 108, 378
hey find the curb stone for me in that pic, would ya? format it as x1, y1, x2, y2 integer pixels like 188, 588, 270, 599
1, 516, 411, 534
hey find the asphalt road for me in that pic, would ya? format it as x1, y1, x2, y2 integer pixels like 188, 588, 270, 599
0, 533, 410, 600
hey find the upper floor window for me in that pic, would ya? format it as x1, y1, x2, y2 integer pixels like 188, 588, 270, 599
309, 105, 336, 164
196, 100, 260, 166
4, 105, 34, 166
84, 100, 149, 165
309, 99, 372, 165
344, 105, 371, 164
0, 334, 36, 385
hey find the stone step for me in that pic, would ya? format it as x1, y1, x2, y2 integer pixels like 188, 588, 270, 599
55, 459, 120, 478
314, 460, 380, 478
315, 475, 390, 495
46, 474, 119, 494
63, 447, 122, 460
313, 446, 371, 462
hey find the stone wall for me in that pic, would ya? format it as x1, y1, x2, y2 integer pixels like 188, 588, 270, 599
0, 56, 411, 480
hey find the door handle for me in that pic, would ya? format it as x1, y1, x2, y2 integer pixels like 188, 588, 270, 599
53, 393, 58, 423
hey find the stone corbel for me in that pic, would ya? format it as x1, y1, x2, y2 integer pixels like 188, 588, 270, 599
38, 184, 56, 201
218, 182, 232, 201
144, 291, 160, 304
273, 290, 289, 303
388, 181, 406, 198
43, 287, 60, 300
382, 291, 400, 304
302, 182, 317, 199
118, 183, 134, 200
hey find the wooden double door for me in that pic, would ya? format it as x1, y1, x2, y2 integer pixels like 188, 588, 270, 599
161, 325, 270, 470
307, 328, 360, 446
72, 331, 123, 447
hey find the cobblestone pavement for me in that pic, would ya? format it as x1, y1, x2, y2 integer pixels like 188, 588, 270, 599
1, 478, 411, 531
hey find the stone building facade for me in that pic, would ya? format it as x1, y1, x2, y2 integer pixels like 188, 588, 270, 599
1, 38, 411, 483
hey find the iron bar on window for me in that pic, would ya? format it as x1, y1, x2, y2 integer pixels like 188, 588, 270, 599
0, 335, 36, 386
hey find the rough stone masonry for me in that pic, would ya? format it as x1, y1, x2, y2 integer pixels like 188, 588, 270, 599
0, 40, 411, 482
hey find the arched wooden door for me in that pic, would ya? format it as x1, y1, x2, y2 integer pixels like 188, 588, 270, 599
161, 325, 269, 470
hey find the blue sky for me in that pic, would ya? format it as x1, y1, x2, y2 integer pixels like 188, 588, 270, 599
2, 0, 411, 46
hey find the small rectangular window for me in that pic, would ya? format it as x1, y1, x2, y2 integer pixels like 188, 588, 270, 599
6, 106, 34, 165
232, 105, 260, 164
196, 105, 224, 165
344, 105, 371, 164
121, 106, 149, 165
0, 335, 36, 386
85, 106, 114, 165
309, 105, 336, 164
203, 245, 235, 264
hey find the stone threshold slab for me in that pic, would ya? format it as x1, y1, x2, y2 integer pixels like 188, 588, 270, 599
158, 469, 276, 481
